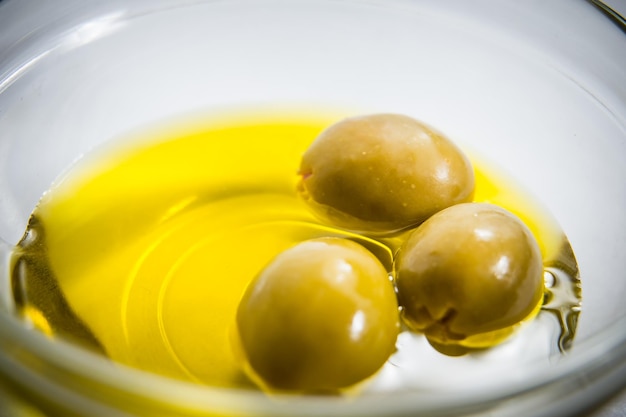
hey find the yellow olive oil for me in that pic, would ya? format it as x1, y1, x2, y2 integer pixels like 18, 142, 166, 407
10, 111, 581, 390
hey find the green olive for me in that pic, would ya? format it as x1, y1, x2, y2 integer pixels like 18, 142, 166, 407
395, 203, 544, 348
235, 237, 399, 392
297, 114, 475, 234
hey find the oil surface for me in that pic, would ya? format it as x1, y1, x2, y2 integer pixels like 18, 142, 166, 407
10, 111, 581, 390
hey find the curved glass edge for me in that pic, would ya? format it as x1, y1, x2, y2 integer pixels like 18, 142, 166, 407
0, 377, 49, 417
1, 306, 626, 416
0, 239, 15, 314
0, 0, 625, 415
589, 0, 626, 30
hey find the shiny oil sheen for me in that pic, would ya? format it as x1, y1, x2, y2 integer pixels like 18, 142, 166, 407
10, 111, 581, 390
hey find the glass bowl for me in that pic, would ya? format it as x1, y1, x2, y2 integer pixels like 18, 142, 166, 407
1, 0, 625, 416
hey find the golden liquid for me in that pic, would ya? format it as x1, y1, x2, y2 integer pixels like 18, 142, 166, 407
10, 111, 581, 389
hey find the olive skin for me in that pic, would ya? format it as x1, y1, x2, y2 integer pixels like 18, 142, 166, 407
297, 114, 475, 234
395, 203, 543, 346
236, 237, 399, 392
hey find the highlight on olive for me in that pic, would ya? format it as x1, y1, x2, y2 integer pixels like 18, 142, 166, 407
297, 113, 475, 234
394, 202, 544, 350
235, 237, 400, 392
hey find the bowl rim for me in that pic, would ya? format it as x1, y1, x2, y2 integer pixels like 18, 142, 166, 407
1, 0, 625, 415
1, 309, 626, 416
